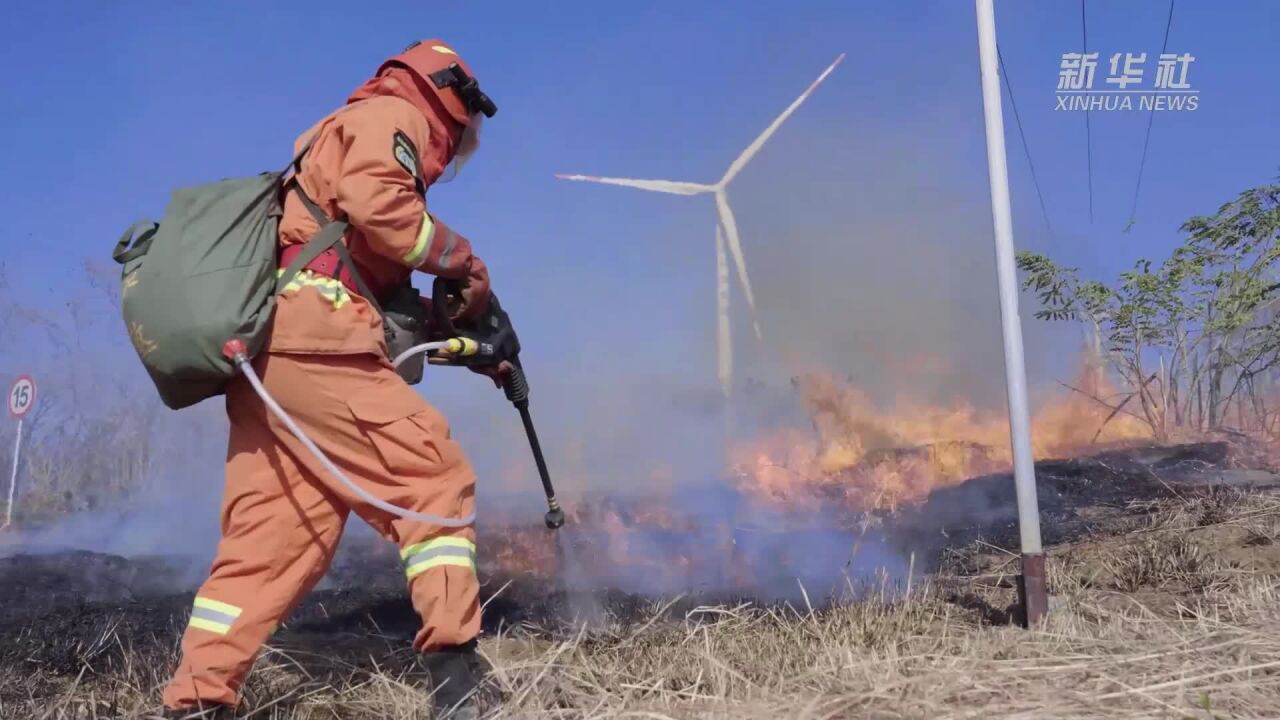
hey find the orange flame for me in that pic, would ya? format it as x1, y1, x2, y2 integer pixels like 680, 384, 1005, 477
730, 356, 1152, 513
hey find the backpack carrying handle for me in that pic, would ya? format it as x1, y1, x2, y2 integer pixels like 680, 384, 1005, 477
113, 221, 159, 265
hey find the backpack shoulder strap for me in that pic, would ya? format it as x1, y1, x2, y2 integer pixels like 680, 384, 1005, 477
275, 218, 383, 316
282, 136, 318, 176
279, 177, 384, 314
330, 233, 382, 314
294, 181, 333, 227
277, 219, 347, 291
276, 99, 382, 313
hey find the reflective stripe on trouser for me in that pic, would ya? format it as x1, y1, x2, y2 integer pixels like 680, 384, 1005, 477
161, 352, 480, 712
402, 536, 476, 578
186, 597, 244, 636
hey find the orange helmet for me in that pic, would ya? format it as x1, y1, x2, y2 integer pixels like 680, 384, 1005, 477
375, 39, 497, 128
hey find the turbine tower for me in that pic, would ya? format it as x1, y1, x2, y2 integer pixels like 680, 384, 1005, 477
557, 54, 845, 414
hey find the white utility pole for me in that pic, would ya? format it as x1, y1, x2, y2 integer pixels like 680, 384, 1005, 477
974, 0, 1048, 626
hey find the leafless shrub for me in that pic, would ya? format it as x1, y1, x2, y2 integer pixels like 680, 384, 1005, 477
1145, 500, 1198, 532
1192, 486, 1252, 527
1102, 535, 1235, 594
1243, 515, 1280, 546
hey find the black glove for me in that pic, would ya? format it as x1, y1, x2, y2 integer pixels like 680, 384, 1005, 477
428, 278, 521, 387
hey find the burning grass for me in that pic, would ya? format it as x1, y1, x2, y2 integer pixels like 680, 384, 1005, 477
5, 489, 1280, 719
730, 368, 1156, 515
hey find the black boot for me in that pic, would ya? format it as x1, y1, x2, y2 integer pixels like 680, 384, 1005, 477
420, 640, 483, 719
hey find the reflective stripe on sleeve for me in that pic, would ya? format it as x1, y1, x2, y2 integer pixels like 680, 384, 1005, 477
403, 212, 437, 266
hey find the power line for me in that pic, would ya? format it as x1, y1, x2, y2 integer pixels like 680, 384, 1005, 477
997, 46, 1056, 245
1082, 0, 1094, 224
1126, 0, 1176, 231
1001, 35, 1099, 353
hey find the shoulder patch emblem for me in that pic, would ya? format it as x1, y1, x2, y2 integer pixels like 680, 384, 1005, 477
393, 131, 419, 179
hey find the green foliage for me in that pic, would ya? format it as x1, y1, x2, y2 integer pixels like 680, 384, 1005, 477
1017, 184, 1280, 437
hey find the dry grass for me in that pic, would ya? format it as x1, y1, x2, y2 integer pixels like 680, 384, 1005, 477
8, 581, 1280, 719
7, 493, 1280, 719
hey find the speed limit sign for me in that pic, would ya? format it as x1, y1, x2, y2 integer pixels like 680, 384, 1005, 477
8, 375, 35, 419
4, 374, 35, 528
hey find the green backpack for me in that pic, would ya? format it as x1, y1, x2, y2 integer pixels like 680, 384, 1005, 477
112, 141, 366, 410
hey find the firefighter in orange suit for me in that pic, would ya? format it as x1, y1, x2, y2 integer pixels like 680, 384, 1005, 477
162, 39, 498, 720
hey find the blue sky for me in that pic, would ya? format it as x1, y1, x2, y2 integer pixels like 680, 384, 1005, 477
1, 1, 1277, 495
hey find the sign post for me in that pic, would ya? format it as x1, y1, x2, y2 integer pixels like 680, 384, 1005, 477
974, 0, 1048, 626
4, 375, 36, 529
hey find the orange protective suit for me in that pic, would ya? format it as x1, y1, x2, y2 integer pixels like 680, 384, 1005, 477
163, 40, 491, 711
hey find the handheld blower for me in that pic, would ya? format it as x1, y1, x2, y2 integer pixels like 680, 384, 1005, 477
222, 277, 564, 530
418, 278, 565, 530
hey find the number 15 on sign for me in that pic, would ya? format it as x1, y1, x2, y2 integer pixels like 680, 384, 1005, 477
4, 375, 36, 529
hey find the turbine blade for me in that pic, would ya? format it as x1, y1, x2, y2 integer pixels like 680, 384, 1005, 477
554, 174, 714, 196
716, 224, 732, 402
715, 190, 764, 343
719, 53, 846, 187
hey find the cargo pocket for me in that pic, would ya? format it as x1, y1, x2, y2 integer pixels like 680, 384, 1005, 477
346, 382, 453, 476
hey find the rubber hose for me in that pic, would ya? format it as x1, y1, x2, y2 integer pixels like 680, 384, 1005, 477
235, 342, 475, 527
393, 341, 452, 370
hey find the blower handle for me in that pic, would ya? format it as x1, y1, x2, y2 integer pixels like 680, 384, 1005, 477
431, 278, 563, 530
430, 276, 460, 338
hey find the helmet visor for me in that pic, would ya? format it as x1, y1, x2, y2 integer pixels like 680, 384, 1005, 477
438, 113, 484, 184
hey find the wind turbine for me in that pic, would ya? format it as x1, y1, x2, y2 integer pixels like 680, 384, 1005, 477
557, 54, 845, 414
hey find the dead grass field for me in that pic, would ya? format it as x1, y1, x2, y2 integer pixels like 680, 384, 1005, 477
4, 486, 1280, 720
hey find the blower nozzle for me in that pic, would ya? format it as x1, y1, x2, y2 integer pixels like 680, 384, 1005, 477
544, 497, 565, 529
